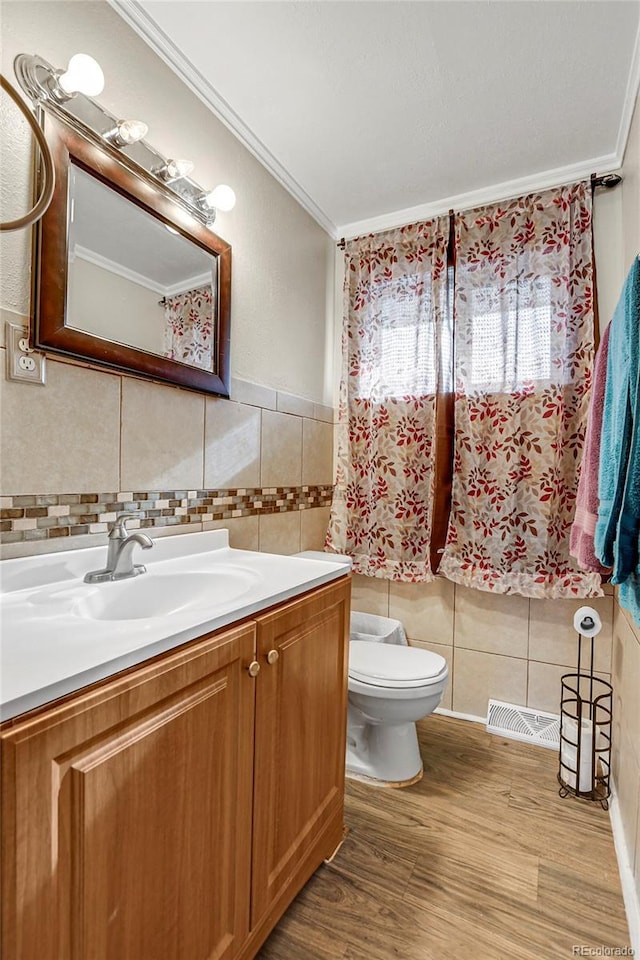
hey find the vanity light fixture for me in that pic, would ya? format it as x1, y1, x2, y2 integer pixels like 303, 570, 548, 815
153, 159, 195, 183
103, 119, 149, 147
13, 52, 236, 231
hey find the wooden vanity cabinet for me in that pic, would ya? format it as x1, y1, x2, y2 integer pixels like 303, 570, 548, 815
1, 621, 257, 960
249, 580, 350, 941
0, 576, 350, 960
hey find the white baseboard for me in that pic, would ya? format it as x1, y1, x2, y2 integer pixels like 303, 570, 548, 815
434, 706, 486, 725
608, 781, 640, 955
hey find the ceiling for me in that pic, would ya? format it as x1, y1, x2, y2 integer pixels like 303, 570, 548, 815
113, 0, 640, 237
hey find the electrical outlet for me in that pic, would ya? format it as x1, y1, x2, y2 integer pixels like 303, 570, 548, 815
5, 322, 46, 385
19, 355, 37, 372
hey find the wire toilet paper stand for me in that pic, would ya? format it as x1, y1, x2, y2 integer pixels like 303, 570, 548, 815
558, 607, 612, 809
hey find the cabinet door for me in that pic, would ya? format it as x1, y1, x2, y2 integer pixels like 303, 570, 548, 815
251, 578, 350, 926
1, 623, 256, 960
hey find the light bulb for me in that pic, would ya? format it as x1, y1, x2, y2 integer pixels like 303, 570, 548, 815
155, 159, 194, 182
204, 184, 236, 213
58, 54, 104, 97
103, 119, 148, 147
115, 120, 148, 144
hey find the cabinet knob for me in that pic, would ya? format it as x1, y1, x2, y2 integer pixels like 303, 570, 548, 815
266, 649, 279, 665
247, 660, 261, 678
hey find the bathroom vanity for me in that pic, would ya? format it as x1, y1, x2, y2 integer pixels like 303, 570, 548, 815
0, 532, 350, 960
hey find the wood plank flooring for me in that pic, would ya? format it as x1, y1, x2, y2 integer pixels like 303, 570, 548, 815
256, 714, 630, 960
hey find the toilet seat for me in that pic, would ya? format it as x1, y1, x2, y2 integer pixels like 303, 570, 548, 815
348, 640, 447, 689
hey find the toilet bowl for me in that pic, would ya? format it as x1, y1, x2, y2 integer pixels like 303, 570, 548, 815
291, 553, 447, 786
347, 640, 448, 786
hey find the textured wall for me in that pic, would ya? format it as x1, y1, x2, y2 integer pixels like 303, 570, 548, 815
0, 81, 32, 316
622, 95, 640, 275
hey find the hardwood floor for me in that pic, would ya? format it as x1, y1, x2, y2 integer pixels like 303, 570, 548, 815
256, 714, 630, 960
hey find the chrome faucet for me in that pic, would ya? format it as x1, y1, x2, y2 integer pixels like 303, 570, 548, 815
84, 513, 153, 583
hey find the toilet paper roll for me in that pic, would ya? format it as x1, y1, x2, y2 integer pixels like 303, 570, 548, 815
560, 717, 594, 792
573, 605, 602, 638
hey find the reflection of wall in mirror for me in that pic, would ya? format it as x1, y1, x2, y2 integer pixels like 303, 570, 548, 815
67, 257, 165, 356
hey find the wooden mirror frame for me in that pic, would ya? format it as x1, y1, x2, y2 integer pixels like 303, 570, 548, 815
33, 111, 231, 396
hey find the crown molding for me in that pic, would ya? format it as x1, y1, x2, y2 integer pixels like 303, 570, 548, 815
108, 0, 337, 238
336, 153, 622, 239
163, 272, 212, 298
73, 244, 166, 294
73, 245, 209, 297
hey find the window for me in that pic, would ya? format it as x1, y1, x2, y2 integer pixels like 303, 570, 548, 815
355, 269, 453, 401
468, 276, 552, 390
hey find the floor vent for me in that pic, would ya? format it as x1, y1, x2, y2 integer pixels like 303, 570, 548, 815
486, 699, 560, 750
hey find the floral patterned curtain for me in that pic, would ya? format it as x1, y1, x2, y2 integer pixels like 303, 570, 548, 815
326, 218, 449, 581
439, 181, 602, 598
163, 285, 213, 371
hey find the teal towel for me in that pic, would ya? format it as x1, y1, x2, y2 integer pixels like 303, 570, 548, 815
595, 258, 640, 581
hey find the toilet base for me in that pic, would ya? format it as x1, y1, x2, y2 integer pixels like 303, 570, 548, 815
345, 764, 423, 789
346, 714, 424, 786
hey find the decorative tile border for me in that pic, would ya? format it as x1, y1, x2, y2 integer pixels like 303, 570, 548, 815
0, 485, 334, 545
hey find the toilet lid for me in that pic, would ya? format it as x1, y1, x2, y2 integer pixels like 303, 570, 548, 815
349, 641, 448, 688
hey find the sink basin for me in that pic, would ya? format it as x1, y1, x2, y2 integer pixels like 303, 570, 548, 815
72, 568, 259, 621
0, 527, 352, 722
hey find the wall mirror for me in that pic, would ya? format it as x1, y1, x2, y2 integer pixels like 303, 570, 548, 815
34, 112, 231, 396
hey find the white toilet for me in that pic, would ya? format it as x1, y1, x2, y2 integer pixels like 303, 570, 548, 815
294, 552, 448, 787
347, 640, 448, 786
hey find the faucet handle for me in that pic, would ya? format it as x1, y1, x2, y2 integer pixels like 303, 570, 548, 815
109, 512, 143, 539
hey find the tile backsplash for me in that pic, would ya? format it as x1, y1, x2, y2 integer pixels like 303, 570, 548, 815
0, 485, 333, 546
0, 350, 336, 560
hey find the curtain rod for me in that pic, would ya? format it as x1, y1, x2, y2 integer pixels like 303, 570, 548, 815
336, 174, 623, 248
590, 172, 623, 191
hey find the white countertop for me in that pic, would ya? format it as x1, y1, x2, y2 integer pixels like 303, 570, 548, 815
0, 529, 349, 722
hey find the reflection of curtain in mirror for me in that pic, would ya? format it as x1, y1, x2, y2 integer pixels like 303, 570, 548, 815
162, 285, 213, 370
